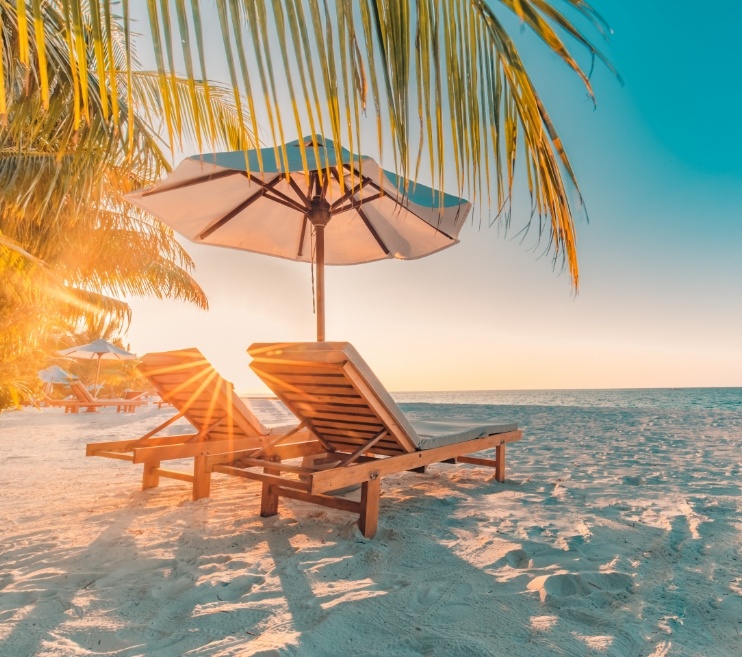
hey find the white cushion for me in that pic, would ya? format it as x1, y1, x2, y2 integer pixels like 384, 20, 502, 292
411, 420, 518, 450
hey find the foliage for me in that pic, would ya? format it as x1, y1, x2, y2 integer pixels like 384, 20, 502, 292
52, 321, 150, 399
5, 0, 617, 288
1, 0, 617, 407
0, 1, 255, 408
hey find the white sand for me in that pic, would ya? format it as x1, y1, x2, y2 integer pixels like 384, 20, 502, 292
1, 402, 740, 656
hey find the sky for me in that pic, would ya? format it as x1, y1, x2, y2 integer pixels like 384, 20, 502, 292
125, 1, 742, 392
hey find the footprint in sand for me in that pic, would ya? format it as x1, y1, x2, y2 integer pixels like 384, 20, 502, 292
494, 548, 530, 569
528, 571, 634, 604
151, 576, 196, 599
215, 574, 266, 601
405, 577, 477, 625
0, 590, 39, 609
415, 580, 453, 607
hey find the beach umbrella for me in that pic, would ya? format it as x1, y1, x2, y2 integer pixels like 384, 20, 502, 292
127, 136, 471, 340
38, 366, 79, 394
38, 365, 79, 385
58, 339, 137, 398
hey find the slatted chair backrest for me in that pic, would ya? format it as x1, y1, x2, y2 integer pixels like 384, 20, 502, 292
139, 348, 269, 441
69, 380, 96, 403
248, 342, 421, 456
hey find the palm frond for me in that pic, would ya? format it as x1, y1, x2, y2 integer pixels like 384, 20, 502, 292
12, 0, 613, 287
0, 1, 263, 407
4, 0, 616, 291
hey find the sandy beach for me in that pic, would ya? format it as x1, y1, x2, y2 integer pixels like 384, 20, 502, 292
4, 3, 742, 657
1, 401, 740, 657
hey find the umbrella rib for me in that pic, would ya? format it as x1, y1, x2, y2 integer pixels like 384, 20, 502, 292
198, 183, 272, 240
342, 163, 383, 193
331, 168, 390, 255
262, 189, 308, 213
330, 167, 386, 210
333, 192, 385, 215
355, 206, 391, 256
241, 171, 305, 209
288, 176, 310, 206
297, 215, 309, 258
330, 175, 373, 210
310, 171, 320, 197
141, 169, 243, 196
199, 176, 308, 240
341, 164, 459, 241
329, 166, 351, 207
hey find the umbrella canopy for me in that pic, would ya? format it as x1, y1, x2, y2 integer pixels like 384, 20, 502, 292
58, 338, 136, 361
38, 365, 79, 385
127, 136, 472, 339
58, 339, 137, 398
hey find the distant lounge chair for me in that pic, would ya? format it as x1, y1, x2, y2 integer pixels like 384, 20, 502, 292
86, 348, 310, 498
150, 394, 171, 409
202, 342, 522, 538
58, 381, 147, 413
41, 393, 66, 409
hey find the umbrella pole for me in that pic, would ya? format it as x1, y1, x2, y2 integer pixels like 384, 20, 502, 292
93, 355, 102, 399
309, 195, 331, 342
316, 224, 326, 342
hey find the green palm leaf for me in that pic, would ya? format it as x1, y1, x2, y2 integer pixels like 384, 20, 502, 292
0, 1, 257, 405
12, 0, 614, 287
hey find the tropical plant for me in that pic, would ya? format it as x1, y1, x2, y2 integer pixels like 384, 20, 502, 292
6, 0, 617, 289
0, 1, 256, 407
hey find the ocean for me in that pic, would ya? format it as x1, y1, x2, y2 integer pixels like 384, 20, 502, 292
246, 387, 742, 426
393, 387, 742, 411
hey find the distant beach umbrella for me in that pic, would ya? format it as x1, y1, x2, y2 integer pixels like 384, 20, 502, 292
38, 366, 79, 394
58, 339, 137, 398
127, 136, 471, 340
38, 365, 79, 385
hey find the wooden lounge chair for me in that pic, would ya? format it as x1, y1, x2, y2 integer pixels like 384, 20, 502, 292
201, 342, 522, 538
86, 348, 310, 498
42, 393, 67, 409
58, 381, 147, 413
151, 395, 171, 409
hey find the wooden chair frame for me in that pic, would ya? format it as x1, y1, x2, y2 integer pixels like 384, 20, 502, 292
203, 430, 519, 537
86, 348, 310, 498
63, 381, 147, 414
199, 343, 521, 538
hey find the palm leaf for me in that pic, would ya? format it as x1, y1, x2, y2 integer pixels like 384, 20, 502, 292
6, 0, 617, 290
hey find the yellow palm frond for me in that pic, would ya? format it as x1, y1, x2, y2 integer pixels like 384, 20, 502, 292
9, 0, 615, 288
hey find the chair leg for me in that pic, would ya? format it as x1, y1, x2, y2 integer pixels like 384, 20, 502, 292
142, 460, 160, 489
495, 444, 506, 483
261, 484, 279, 517
192, 455, 211, 501
359, 477, 381, 538
260, 457, 280, 518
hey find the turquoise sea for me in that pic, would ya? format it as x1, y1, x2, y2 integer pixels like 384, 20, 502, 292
248, 387, 742, 427
392, 387, 742, 411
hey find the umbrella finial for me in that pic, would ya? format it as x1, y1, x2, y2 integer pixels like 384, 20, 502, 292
308, 196, 331, 228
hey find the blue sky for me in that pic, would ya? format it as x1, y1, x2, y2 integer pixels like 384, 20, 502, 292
126, 1, 742, 391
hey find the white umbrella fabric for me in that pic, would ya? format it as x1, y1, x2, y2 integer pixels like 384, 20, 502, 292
127, 136, 472, 340
58, 339, 137, 398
